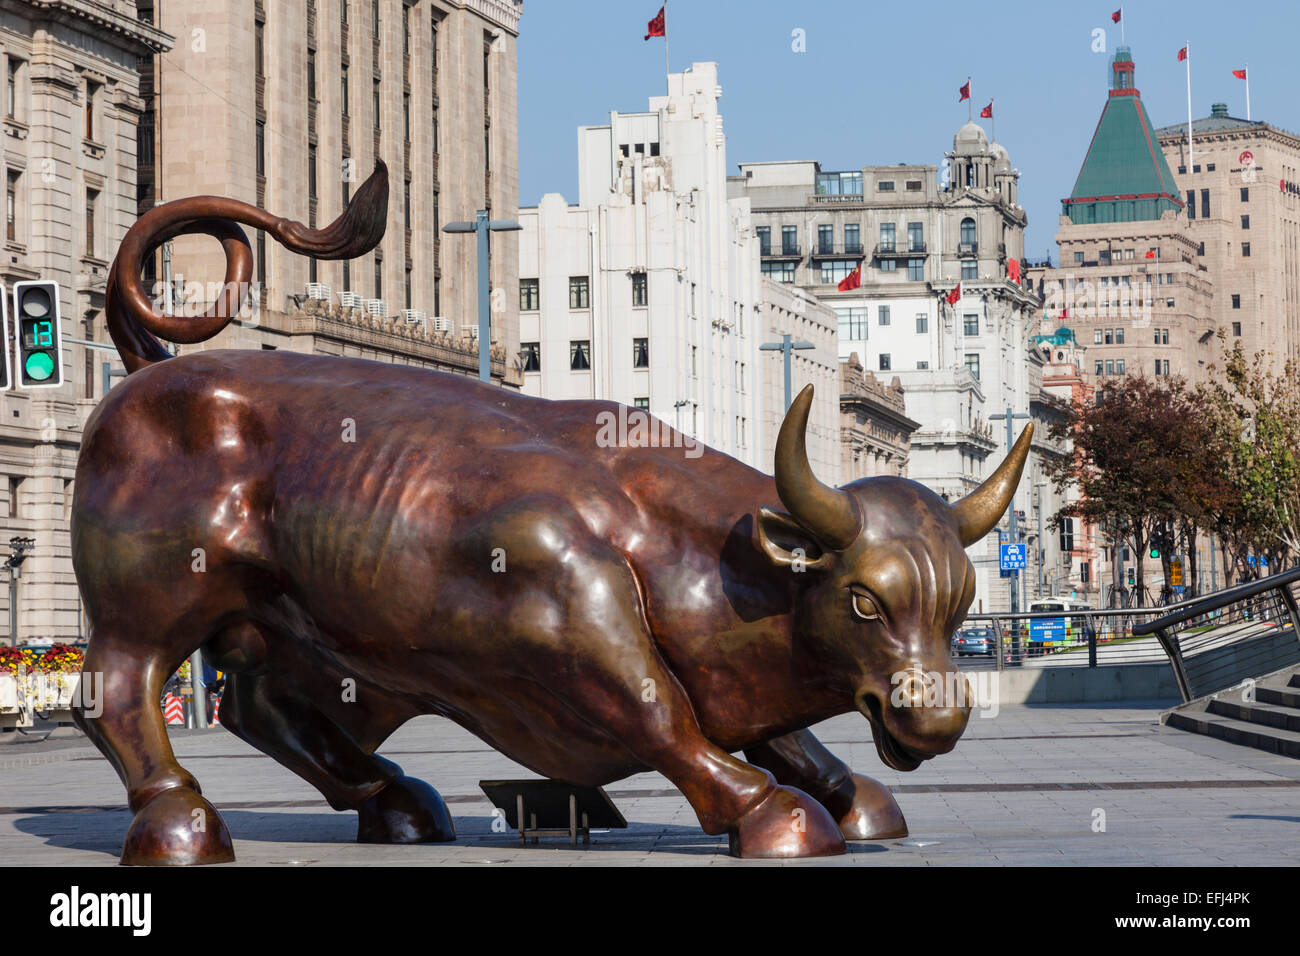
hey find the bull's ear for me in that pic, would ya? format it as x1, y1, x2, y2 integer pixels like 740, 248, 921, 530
756, 506, 832, 570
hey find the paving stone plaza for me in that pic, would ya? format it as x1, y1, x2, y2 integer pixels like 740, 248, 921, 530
4, 702, 1298, 866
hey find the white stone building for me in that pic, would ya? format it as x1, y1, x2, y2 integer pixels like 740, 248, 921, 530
518, 63, 763, 467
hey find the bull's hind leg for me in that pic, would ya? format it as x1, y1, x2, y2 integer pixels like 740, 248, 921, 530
745, 728, 907, 840
218, 659, 454, 844
72, 633, 235, 866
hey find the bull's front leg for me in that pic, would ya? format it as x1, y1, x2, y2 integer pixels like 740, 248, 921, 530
745, 729, 907, 840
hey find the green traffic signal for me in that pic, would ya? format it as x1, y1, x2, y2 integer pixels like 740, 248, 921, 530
1149, 548, 1160, 559
13, 281, 62, 389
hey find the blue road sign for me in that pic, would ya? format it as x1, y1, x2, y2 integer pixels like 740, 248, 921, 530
1000, 543, 1026, 571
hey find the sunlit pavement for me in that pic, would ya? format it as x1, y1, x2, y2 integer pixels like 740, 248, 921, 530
4, 702, 1299, 866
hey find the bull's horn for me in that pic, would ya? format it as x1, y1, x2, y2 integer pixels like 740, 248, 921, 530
774, 385, 860, 550
950, 423, 1035, 546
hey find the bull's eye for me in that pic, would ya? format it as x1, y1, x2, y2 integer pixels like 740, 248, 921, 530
851, 591, 880, 621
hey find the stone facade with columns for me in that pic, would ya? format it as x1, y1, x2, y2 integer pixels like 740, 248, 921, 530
838, 353, 917, 482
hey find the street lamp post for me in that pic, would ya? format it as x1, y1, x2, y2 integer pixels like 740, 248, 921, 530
674, 399, 690, 434
990, 407, 1030, 620
5, 537, 34, 647
1035, 480, 1046, 599
443, 210, 523, 383
759, 334, 815, 410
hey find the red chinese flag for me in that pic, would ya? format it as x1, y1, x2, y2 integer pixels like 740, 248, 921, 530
958, 81, 970, 102
644, 6, 665, 40
1061, 308, 1069, 321
1233, 69, 1247, 80
980, 101, 993, 118
837, 265, 861, 292
1111, 9, 1122, 23
1177, 47, 1187, 62
945, 283, 962, 306
1145, 248, 1156, 259
1008, 257, 1020, 283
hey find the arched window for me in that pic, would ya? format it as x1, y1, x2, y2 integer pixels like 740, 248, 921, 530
960, 217, 976, 245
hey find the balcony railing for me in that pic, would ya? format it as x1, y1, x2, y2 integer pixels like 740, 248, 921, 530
875, 243, 925, 258
763, 244, 802, 259
958, 241, 978, 256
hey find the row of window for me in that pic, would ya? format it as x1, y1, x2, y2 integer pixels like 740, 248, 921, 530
520, 275, 649, 311
860, 353, 981, 378
1094, 359, 1127, 377
521, 337, 650, 373
758, 221, 927, 256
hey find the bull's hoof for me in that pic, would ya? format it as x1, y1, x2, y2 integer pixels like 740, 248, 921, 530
356, 774, 455, 844
822, 772, 908, 841
121, 789, 235, 866
728, 785, 845, 859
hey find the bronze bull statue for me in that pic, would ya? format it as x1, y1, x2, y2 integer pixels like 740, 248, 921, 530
72, 162, 1030, 863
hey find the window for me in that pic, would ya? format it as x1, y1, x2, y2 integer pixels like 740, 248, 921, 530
569, 340, 591, 371
691, 345, 698, 377
255, 120, 265, 176
84, 80, 98, 140
633, 337, 649, 368
961, 260, 977, 280
85, 188, 97, 257
964, 353, 980, 379
878, 180, 895, 192
1105, 359, 1114, 376
844, 223, 860, 254
1207, 163, 1215, 172
1232, 294, 1241, 309
1094, 329, 1103, 345
1098, 249, 1111, 264
374, 256, 382, 298
879, 222, 895, 251
308, 144, 318, 199
1241, 215, 1250, 229
781, 225, 798, 255
1104, 328, 1113, 345
1095, 360, 1104, 376
521, 342, 540, 372
905, 180, 922, 191
1155, 359, 1169, 375
907, 258, 924, 281
916, 360, 929, 370
1242, 242, 1251, 257
568, 276, 589, 309
1124, 249, 1135, 259
1241, 187, 1250, 202
878, 354, 891, 371
1116, 359, 1124, 374
836, 307, 868, 339
1197, 241, 1205, 256
878, 305, 890, 326
1186, 190, 1195, 219
915, 313, 928, 333
373, 79, 381, 130
634, 397, 650, 411
878, 259, 896, 272
960, 217, 976, 246
817, 224, 833, 254
1161, 329, 1169, 344
1232, 321, 1242, 337
5, 170, 16, 242
1115, 327, 1124, 345
761, 260, 795, 283
756, 226, 770, 255
6, 59, 19, 119
1201, 188, 1210, 218
819, 260, 856, 285
519, 278, 539, 311
631, 272, 647, 307
907, 222, 923, 251
8, 477, 23, 518
963, 314, 979, 336
1074, 251, 1084, 264
341, 66, 350, 115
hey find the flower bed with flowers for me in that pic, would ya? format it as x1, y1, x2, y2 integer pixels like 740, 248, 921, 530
0, 645, 86, 713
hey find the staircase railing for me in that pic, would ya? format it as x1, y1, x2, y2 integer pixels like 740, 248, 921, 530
1131, 566, 1300, 703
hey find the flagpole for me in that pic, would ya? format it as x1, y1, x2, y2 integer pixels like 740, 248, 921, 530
968, 77, 972, 122
1120, 7, 1125, 46
991, 99, 995, 143
1186, 43, 1193, 170
663, 0, 669, 94
1246, 65, 1251, 121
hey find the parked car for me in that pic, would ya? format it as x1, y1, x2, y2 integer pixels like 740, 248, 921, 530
952, 626, 996, 657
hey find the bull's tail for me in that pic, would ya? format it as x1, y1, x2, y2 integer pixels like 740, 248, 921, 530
106, 161, 389, 373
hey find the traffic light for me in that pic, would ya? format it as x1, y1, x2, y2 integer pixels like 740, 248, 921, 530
12, 281, 62, 388
1127, 567, 1136, 586
1149, 547, 1160, 559
0, 282, 10, 390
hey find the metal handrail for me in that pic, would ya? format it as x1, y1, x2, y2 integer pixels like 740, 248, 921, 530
1127, 566, 1300, 702
1131, 566, 1300, 635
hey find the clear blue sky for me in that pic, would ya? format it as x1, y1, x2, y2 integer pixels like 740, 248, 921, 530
518, 0, 1300, 256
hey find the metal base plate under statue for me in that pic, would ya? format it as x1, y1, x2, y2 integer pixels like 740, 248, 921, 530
479, 779, 627, 847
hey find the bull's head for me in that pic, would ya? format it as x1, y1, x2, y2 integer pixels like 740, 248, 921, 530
756, 385, 1031, 770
